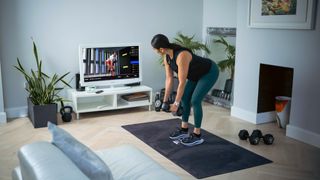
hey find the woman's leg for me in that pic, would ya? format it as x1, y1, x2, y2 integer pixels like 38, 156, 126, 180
181, 80, 197, 128
180, 68, 217, 146
169, 80, 196, 140
191, 64, 219, 132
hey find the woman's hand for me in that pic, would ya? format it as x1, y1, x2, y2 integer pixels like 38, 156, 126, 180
170, 104, 178, 112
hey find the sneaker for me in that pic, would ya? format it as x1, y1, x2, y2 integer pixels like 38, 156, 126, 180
180, 133, 204, 146
169, 127, 189, 140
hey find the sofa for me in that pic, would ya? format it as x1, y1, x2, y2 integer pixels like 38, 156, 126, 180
12, 122, 179, 180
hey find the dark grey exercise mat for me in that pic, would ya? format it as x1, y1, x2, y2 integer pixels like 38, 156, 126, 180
122, 118, 272, 179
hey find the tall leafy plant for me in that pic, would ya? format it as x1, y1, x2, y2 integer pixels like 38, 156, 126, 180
14, 41, 71, 105
214, 36, 235, 80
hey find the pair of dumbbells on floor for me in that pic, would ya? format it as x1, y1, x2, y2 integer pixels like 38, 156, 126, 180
238, 129, 274, 145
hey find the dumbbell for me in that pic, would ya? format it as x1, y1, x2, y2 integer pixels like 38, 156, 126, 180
161, 102, 171, 112
262, 134, 275, 145
238, 129, 250, 140
154, 92, 162, 112
238, 129, 261, 145
238, 129, 274, 145
161, 102, 183, 116
249, 129, 263, 145
172, 105, 183, 116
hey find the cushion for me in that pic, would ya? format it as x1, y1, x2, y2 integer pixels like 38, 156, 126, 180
48, 122, 113, 180
95, 144, 180, 180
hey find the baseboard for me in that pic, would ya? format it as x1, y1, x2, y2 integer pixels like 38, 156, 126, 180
256, 111, 276, 124
231, 106, 257, 124
286, 124, 320, 149
0, 112, 7, 123
5, 106, 28, 118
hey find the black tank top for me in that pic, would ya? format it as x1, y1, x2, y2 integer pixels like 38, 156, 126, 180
166, 49, 212, 81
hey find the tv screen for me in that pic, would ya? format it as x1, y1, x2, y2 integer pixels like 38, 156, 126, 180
79, 44, 141, 87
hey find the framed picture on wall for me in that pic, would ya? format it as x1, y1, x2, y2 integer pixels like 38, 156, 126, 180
248, 0, 316, 29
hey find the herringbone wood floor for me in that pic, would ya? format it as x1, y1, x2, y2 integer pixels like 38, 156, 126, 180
0, 103, 319, 180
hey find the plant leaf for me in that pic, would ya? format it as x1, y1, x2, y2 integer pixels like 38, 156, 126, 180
174, 32, 211, 54
14, 41, 71, 105
214, 36, 236, 79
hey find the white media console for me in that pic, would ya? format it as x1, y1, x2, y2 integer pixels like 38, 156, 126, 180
68, 85, 153, 119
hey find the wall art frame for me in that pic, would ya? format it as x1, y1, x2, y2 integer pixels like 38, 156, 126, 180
248, 0, 316, 29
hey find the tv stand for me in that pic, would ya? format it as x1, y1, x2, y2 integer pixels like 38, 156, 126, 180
86, 85, 131, 92
68, 85, 153, 119
107, 85, 131, 91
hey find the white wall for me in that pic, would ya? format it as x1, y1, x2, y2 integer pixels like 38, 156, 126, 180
203, 0, 237, 30
202, 0, 237, 91
202, 0, 237, 53
0, 61, 6, 123
0, 0, 203, 117
232, 0, 320, 148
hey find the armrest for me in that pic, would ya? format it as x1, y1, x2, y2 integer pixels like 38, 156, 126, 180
12, 167, 22, 180
17, 141, 89, 180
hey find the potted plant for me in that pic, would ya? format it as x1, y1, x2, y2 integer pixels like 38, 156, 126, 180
14, 41, 71, 128
213, 36, 235, 95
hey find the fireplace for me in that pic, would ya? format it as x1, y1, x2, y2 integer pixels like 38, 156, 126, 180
257, 64, 294, 114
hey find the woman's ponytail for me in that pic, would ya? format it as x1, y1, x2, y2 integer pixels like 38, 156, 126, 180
151, 34, 191, 52
151, 34, 170, 49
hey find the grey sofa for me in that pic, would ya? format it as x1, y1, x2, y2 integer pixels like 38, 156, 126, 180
12, 141, 179, 180
12, 122, 179, 180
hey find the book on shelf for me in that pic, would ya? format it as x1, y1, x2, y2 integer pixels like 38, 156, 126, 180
121, 92, 149, 101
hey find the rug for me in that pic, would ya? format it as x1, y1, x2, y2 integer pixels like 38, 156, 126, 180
122, 118, 272, 179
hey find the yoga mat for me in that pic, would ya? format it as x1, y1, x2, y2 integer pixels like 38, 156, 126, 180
122, 118, 272, 179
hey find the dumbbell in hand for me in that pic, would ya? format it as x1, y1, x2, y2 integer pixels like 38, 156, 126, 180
238, 129, 274, 145
161, 102, 183, 116
172, 105, 183, 116
161, 102, 171, 112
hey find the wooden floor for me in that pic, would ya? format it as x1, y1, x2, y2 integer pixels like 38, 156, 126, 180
0, 103, 319, 180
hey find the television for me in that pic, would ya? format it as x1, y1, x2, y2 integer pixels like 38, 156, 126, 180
79, 43, 142, 89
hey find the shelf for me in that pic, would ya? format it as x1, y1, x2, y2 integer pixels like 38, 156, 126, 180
77, 101, 114, 112
68, 85, 153, 119
117, 98, 150, 108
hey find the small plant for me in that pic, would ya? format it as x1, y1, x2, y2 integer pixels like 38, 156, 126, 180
158, 32, 210, 65
214, 36, 235, 80
14, 41, 71, 105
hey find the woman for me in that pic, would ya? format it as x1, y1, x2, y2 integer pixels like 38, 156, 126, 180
151, 34, 219, 146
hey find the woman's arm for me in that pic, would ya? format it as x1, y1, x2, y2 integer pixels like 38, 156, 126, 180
163, 55, 174, 103
171, 51, 192, 110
